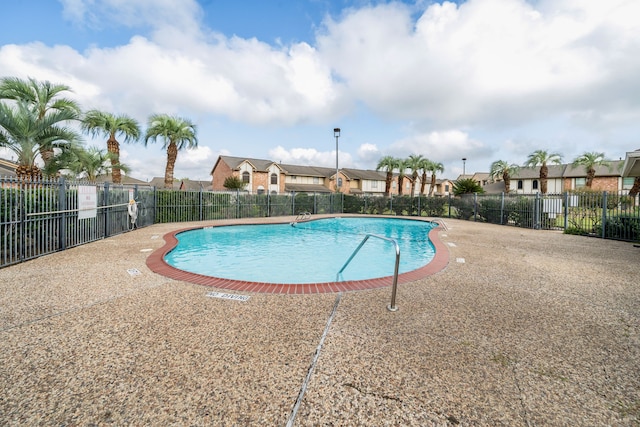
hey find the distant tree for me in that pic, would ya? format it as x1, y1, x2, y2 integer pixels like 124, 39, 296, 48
406, 154, 424, 196
489, 160, 519, 193
571, 152, 611, 188
223, 175, 246, 190
452, 178, 484, 196
81, 110, 141, 184
426, 160, 445, 197
376, 155, 399, 197
524, 150, 563, 194
145, 114, 198, 189
0, 76, 81, 173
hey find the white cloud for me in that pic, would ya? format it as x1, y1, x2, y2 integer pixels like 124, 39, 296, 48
317, 0, 640, 127
390, 129, 486, 162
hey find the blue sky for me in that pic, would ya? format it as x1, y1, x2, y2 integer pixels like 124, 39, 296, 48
1, 0, 639, 181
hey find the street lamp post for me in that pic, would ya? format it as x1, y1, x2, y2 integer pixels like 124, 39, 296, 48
462, 157, 467, 177
334, 128, 341, 192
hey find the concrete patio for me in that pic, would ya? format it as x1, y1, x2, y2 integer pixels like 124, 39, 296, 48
1, 217, 638, 426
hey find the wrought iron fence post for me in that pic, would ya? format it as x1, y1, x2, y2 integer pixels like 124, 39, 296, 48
199, 186, 204, 221
500, 192, 505, 225
563, 191, 569, 230
236, 189, 240, 219
389, 194, 393, 213
448, 193, 452, 217
103, 182, 110, 238
473, 193, 478, 221
58, 177, 67, 250
601, 191, 608, 238
534, 192, 541, 229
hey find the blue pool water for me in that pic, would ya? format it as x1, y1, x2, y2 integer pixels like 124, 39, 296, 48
164, 217, 436, 284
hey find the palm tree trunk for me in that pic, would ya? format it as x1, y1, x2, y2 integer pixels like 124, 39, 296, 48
385, 172, 392, 197
420, 171, 427, 194
429, 174, 436, 197
164, 142, 178, 189
411, 172, 417, 196
503, 172, 511, 193
398, 176, 404, 195
107, 137, 121, 184
586, 168, 595, 188
540, 165, 548, 194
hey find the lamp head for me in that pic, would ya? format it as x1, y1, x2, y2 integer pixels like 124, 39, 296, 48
334, 128, 341, 137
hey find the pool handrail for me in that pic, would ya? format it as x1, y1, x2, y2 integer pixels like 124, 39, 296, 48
337, 233, 401, 312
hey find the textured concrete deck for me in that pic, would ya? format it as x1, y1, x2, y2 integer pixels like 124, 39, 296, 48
1, 216, 638, 426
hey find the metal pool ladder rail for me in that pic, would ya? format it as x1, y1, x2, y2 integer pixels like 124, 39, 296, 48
291, 212, 311, 224
337, 234, 401, 312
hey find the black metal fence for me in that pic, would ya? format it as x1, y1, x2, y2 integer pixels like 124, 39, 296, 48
342, 191, 640, 242
2, 175, 639, 269
1, 177, 155, 267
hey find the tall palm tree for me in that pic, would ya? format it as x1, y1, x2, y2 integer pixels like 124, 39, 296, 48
0, 100, 81, 180
0, 76, 81, 171
524, 150, 563, 194
489, 160, 519, 193
145, 114, 198, 189
376, 155, 398, 197
629, 177, 640, 199
396, 158, 408, 196
571, 152, 610, 188
426, 160, 444, 197
406, 154, 424, 197
81, 110, 141, 184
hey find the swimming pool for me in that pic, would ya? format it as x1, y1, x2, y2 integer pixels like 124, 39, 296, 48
164, 217, 436, 284
146, 216, 449, 293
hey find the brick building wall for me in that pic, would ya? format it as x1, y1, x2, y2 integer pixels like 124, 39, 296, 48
211, 160, 234, 190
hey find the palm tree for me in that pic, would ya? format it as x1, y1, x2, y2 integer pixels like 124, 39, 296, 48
0, 100, 81, 180
145, 114, 198, 189
396, 158, 408, 196
81, 110, 141, 184
489, 160, 519, 193
571, 152, 610, 188
426, 160, 445, 197
376, 155, 398, 197
452, 178, 484, 196
406, 154, 424, 197
629, 177, 640, 199
524, 150, 563, 194
0, 77, 81, 171
64, 146, 130, 182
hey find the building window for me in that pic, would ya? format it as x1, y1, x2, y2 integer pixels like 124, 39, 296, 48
242, 171, 250, 183
257, 185, 264, 195
270, 173, 277, 185
445, 184, 449, 192
313, 177, 319, 184
371, 181, 378, 189
291, 175, 297, 181
517, 180, 523, 190
532, 180, 539, 190
623, 177, 635, 189
575, 177, 586, 188
392, 181, 396, 188
337, 178, 342, 188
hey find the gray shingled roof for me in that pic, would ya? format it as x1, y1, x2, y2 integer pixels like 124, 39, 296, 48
511, 164, 566, 179
563, 160, 623, 177
341, 168, 386, 181
284, 183, 332, 193
219, 155, 279, 172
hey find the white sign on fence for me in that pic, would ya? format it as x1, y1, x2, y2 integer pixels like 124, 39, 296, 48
78, 185, 97, 220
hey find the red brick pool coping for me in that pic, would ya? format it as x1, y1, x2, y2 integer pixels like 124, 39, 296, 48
146, 217, 449, 294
